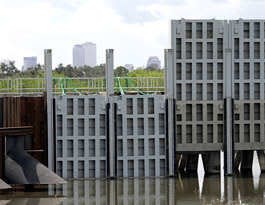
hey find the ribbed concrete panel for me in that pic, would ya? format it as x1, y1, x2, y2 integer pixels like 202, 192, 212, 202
114, 95, 166, 177
171, 19, 226, 152
55, 94, 166, 179
55, 95, 107, 179
231, 20, 265, 151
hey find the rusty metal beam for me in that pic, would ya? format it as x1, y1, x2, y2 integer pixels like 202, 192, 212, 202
0, 126, 33, 137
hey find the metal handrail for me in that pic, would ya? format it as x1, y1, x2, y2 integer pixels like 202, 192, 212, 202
0, 77, 165, 95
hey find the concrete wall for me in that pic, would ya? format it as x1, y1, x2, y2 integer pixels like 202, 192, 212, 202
171, 19, 226, 152
114, 95, 166, 177
230, 20, 265, 150
54, 95, 166, 179
55, 95, 107, 179
171, 19, 265, 152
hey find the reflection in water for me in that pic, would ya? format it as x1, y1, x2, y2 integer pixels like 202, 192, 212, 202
227, 177, 233, 205
220, 150, 225, 202
0, 197, 64, 205
197, 154, 205, 199
0, 200, 10, 205
253, 151, 261, 191
253, 174, 260, 191
1, 174, 265, 204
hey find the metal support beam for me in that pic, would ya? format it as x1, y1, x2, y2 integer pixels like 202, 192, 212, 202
165, 49, 176, 176
224, 22, 234, 176
105, 49, 115, 178
106, 49, 114, 97
44, 49, 54, 171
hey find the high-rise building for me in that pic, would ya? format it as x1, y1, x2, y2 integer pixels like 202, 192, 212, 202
146, 56, 161, 69
73, 45, 84, 67
73, 42, 96, 67
23, 56, 37, 71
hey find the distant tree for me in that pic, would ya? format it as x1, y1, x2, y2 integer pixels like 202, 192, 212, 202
21, 64, 44, 77
64, 65, 75, 77
54, 64, 106, 78
114, 66, 129, 77
81, 65, 105, 77
0, 61, 19, 77
55, 63, 65, 73
72, 67, 84, 77
146, 66, 160, 71
128, 68, 164, 78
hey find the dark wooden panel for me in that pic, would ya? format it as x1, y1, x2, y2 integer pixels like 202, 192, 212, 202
20, 97, 47, 165
3, 97, 21, 127
2, 97, 48, 166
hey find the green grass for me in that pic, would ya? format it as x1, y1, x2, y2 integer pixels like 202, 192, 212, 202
0, 69, 165, 94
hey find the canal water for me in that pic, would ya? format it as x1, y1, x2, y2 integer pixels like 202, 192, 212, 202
0, 175, 265, 204
0, 152, 264, 204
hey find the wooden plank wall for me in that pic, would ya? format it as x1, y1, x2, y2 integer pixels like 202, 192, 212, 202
0, 97, 48, 172
20, 97, 47, 164
3, 97, 21, 127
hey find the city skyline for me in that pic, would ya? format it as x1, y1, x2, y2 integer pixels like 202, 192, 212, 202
2, 0, 265, 69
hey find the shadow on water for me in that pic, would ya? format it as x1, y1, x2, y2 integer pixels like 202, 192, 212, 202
0, 174, 265, 205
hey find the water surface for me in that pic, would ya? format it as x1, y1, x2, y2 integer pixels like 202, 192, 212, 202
1, 174, 265, 205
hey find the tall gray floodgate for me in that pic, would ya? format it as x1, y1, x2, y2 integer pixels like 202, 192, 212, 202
51, 19, 265, 180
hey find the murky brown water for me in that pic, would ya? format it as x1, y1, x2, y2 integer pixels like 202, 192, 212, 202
0, 174, 265, 205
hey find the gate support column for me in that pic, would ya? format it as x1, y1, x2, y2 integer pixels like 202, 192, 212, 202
106, 49, 116, 179
165, 49, 176, 176
44, 49, 54, 171
224, 22, 234, 176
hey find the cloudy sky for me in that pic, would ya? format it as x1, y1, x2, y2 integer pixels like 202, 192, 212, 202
1, 0, 265, 69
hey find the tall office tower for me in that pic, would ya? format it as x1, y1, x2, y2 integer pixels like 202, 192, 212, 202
82, 42, 96, 67
146, 56, 161, 69
73, 42, 97, 67
73, 44, 84, 67
23, 56, 37, 71
170, 19, 265, 173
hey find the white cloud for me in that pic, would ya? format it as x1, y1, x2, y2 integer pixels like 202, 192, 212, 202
1, 0, 265, 69
105, 0, 182, 23
0, 0, 167, 69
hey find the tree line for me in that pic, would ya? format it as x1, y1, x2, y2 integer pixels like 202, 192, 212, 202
0, 61, 164, 78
